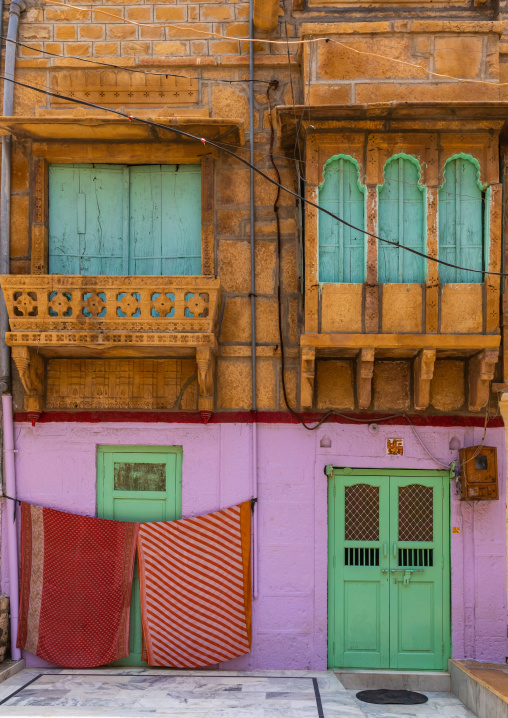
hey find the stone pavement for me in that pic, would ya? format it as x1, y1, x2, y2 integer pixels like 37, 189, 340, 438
0, 668, 476, 717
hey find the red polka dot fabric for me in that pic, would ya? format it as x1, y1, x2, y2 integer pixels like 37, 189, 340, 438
18, 502, 138, 667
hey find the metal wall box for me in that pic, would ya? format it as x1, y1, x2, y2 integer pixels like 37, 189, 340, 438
458, 446, 498, 501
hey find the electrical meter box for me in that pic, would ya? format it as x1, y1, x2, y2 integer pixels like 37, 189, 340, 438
458, 446, 498, 501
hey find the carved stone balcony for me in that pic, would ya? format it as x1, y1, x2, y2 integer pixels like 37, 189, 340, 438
0, 275, 221, 421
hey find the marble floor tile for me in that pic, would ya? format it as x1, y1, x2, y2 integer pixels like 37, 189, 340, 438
0, 669, 476, 718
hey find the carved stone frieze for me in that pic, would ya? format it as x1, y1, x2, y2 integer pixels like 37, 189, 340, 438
46, 358, 197, 411
300, 347, 316, 411
469, 348, 499, 412
0, 275, 221, 333
196, 346, 215, 422
414, 349, 436, 411
50, 71, 198, 107
12, 346, 45, 423
356, 348, 375, 410
2, 276, 221, 421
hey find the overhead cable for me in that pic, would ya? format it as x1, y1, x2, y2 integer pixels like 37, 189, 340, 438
0, 36, 271, 84
0, 73, 506, 279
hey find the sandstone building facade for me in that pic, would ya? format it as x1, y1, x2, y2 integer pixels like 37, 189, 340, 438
0, 0, 507, 670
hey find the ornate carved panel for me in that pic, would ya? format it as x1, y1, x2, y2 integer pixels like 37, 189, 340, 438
50, 71, 198, 107
1, 275, 221, 333
46, 358, 197, 410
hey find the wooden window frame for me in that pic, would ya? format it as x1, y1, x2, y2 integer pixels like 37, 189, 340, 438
304, 130, 501, 336
30, 148, 215, 276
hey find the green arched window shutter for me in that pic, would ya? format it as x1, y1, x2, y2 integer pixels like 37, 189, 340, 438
318, 156, 366, 283
438, 156, 484, 284
378, 156, 425, 283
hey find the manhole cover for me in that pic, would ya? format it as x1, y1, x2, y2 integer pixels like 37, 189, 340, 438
356, 689, 429, 705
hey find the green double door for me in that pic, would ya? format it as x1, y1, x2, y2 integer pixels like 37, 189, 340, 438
328, 469, 450, 670
97, 446, 182, 666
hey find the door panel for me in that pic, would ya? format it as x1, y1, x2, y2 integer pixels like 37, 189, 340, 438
49, 164, 201, 277
129, 165, 202, 276
389, 476, 446, 670
49, 164, 126, 275
97, 446, 182, 666
328, 470, 450, 671
328, 476, 390, 669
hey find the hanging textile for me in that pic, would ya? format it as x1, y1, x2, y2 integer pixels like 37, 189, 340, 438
137, 501, 252, 667
18, 503, 138, 667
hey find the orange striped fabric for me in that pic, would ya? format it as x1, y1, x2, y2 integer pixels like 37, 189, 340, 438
137, 502, 252, 667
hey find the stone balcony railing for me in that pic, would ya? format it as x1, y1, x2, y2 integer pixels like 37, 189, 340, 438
0, 275, 221, 422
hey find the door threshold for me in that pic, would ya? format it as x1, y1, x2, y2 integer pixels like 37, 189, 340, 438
334, 669, 451, 692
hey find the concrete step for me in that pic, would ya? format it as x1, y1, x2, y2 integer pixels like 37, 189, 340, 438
449, 659, 508, 718
0, 659, 24, 684
335, 669, 451, 692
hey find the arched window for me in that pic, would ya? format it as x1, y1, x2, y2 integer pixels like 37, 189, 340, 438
438, 155, 484, 283
318, 155, 366, 283
378, 155, 425, 283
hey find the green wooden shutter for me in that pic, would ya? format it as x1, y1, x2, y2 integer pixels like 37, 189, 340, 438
129, 165, 202, 276
378, 156, 425, 283
49, 164, 126, 275
438, 156, 484, 283
319, 156, 366, 283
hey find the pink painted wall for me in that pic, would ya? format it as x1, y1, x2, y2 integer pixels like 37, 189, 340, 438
2, 420, 506, 668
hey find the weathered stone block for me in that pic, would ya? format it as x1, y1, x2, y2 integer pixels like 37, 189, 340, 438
356, 82, 500, 104
211, 86, 249, 125
256, 298, 280, 344
256, 358, 276, 409
217, 358, 251, 409
316, 359, 355, 410
317, 37, 426, 82
11, 144, 29, 192
430, 360, 465, 411
10, 195, 29, 258
373, 361, 410, 410
440, 284, 483, 334
309, 85, 351, 105
218, 241, 251, 293
220, 297, 251, 343
382, 284, 423, 333
321, 284, 363, 333
435, 36, 483, 79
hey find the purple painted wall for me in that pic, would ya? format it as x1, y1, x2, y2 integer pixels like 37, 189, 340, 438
2, 420, 506, 668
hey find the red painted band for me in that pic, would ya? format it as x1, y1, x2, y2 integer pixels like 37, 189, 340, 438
13, 410, 504, 428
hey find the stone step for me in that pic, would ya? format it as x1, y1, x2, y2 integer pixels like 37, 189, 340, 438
335, 669, 451, 692
449, 659, 508, 718
0, 659, 25, 685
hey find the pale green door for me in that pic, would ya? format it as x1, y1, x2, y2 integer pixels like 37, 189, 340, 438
97, 446, 182, 666
328, 469, 450, 671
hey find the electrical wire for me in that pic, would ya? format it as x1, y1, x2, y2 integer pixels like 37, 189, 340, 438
0, 37, 501, 199
1, 72, 507, 281
0, 77, 499, 431
1, 35, 272, 84
32, 0, 508, 92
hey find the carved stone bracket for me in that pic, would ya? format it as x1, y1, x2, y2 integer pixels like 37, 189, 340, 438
12, 346, 45, 425
196, 346, 215, 423
414, 349, 436, 411
300, 347, 316, 411
356, 348, 375, 410
469, 348, 499, 412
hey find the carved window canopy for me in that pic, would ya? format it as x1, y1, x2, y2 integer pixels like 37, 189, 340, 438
0, 116, 245, 145
0, 275, 221, 424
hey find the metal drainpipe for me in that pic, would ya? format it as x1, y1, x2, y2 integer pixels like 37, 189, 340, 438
248, 0, 258, 599
1, 0, 26, 662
